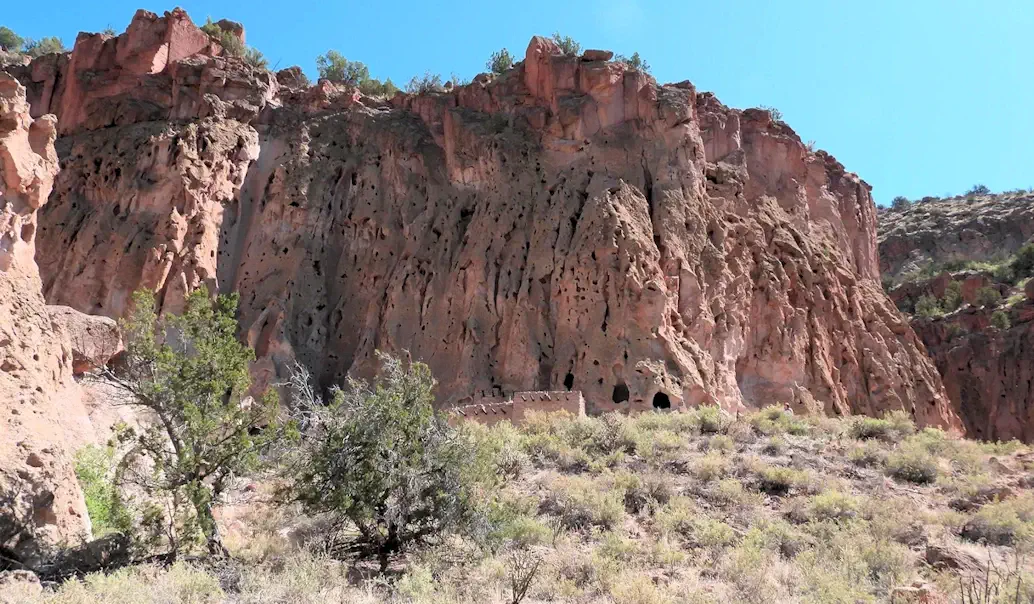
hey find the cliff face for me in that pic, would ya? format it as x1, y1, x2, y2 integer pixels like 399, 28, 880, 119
0, 72, 93, 554
10, 10, 959, 429
878, 195, 1034, 441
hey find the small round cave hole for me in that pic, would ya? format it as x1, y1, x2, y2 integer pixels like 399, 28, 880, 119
612, 383, 629, 404
652, 392, 671, 410
563, 372, 574, 390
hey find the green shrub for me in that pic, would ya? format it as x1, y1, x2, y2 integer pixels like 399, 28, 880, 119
762, 435, 786, 456
1010, 243, 1034, 280
614, 52, 650, 73
886, 444, 938, 484
974, 286, 1002, 307
544, 475, 625, 531
848, 441, 887, 467
550, 32, 581, 55
807, 491, 859, 523
914, 294, 942, 317
756, 465, 807, 496
286, 352, 493, 570
692, 452, 729, 482
316, 50, 367, 84
849, 410, 914, 442
0, 26, 22, 52
707, 434, 735, 452
890, 196, 910, 210
406, 71, 444, 94
960, 495, 1034, 546
759, 105, 784, 122
486, 48, 514, 74
484, 497, 552, 551
22, 36, 65, 58
74, 444, 132, 537
615, 471, 672, 514
243, 47, 267, 69
991, 310, 1011, 329
941, 280, 963, 311
695, 405, 725, 434
966, 184, 991, 196
748, 405, 810, 436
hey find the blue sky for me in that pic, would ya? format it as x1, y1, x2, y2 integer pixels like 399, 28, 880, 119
4, 0, 1032, 204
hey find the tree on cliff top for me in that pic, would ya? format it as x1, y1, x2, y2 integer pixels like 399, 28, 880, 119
487, 48, 514, 75
102, 288, 296, 558
316, 50, 398, 97
614, 52, 651, 74
550, 32, 581, 56
0, 27, 23, 53
22, 37, 65, 58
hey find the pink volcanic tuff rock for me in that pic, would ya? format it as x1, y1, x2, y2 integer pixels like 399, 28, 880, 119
0, 72, 96, 556
47, 305, 123, 374
582, 49, 614, 62
12, 18, 960, 433
1026, 278, 1034, 300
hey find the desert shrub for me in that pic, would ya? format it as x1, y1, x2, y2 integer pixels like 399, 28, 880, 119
960, 495, 1034, 546
890, 196, 910, 210
543, 475, 625, 531
942, 280, 963, 311
42, 561, 224, 603
316, 50, 368, 84
807, 490, 859, 523
486, 48, 514, 74
102, 288, 292, 557
759, 105, 784, 122
692, 452, 730, 482
849, 410, 914, 442
706, 434, 735, 452
966, 184, 991, 196
886, 444, 939, 484
654, 497, 734, 548
614, 471, 672, 514
762, 435, 786, 456
975, 286, 1002, 307
914, 294, 943, 317
286, 353, 495, 570
847, 441, 888, 467
484, 497, 552, 551
550, 32, 581, 55
243, 47, 267, 69
201, 18, 243, 55
709, 478, 763, 508
0, 26, 22, 52
694, 405, 725, 434
1010, 243, 1034, 280
74, 444, 132, 537
755, 465, 808, 496
743, 519, 811, 559
749, 405, 810, 436
406, 71, 445, 94
613, 52, 650, 73
991, 310, 1011, 329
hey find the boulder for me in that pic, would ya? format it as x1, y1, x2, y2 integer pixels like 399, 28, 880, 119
582, 49, 614, 62
48, 305, 122, 374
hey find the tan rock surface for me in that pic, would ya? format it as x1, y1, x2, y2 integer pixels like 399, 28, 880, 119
14, 20, 959, 430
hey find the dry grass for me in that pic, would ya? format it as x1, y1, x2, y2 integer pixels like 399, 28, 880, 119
19, 407, 1034, 604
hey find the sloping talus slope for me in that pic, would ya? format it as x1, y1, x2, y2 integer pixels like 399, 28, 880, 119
9, 9, 959, 429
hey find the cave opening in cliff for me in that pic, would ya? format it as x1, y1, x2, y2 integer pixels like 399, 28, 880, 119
563, 373, 574, 390
612, 383, 629, 404
652, 392, 671, 409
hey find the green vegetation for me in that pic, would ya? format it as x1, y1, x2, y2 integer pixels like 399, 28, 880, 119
759, 105, 784, 122
974, 285, 1002, 307
0, 26, 23, 52
550, 32, 581, 55
891, 195, 910, 210
914, 294, 942, 317
200, 18, 266, 69
74, 445, 132, 537
104, 288, 293, 557
22, 36, 65, 58
315, 50, 398, 97
486, 48, 514, 75
285, 353, 495, 570
991, 309, 1011, 329
614, 52, 650, 74
966, 183, 991, 197
405, 71, 445, 94
942, 280, 963, 311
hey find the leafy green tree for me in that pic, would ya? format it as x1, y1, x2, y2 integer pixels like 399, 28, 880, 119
487, 48, 514, 74
102, 288, 294, 558
285, 353, 496, 571
990, 310, 1011, 330
614, 52, 650, 73
23, 37, 65, 58
316, 50, 370, 85
1009, 243, 1034, 280
0, 26, 23, 52
360, 77, 398, 97
891, 196, 910, 210
550, 32, 581, 55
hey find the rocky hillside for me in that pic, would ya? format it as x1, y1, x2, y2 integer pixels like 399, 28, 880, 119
878, 195, 1034, 442
879, 192, 1034, 283
4, 9, 957, 430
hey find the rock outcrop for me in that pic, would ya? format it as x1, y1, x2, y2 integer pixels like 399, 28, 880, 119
879, 194, 1034, 280
878, 194, 1034, 441
9, 13, 959, 430
0, 72, 94, 556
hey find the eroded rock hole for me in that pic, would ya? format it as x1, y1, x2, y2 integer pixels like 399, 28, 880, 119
652, 392, 671, 410
563, 373, 574, 390
612, 383, 629, 404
